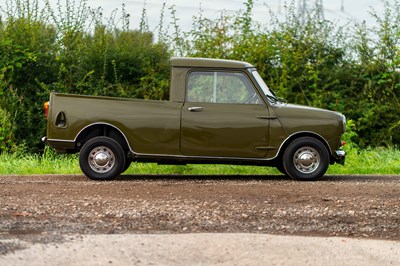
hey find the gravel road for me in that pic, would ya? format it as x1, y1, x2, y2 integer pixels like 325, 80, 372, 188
0, 174, 399, 265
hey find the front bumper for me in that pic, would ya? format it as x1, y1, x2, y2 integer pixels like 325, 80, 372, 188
334, 150, 346, 165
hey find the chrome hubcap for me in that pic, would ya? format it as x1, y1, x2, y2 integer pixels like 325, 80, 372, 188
88, 146, 115, 173
293, 147, 320, 174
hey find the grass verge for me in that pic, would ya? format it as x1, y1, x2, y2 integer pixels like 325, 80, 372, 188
0, 147, 399, 176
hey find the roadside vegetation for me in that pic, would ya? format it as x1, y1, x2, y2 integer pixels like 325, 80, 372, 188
0, 146, 399, 175
0, 0, 399, 175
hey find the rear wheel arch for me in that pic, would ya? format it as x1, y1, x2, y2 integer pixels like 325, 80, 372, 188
75, 123, 131, 153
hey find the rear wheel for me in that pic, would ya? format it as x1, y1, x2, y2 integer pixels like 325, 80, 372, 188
282, 137, 329, 181
79, 137, 126, 180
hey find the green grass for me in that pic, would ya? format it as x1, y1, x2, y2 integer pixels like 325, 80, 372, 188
0, 147, 399, 176
0, 152, 80, 175
124, 163, 278, 176
326, 147, 400, 175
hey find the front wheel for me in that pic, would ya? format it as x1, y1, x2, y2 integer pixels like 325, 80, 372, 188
282, 137, 329, 181
79, 137, 126, 180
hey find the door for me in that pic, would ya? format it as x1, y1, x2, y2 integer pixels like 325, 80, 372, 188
181, 71, 271, 158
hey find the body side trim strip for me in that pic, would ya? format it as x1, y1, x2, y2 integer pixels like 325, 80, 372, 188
130, 131, 333, 162
47, 138, 75, 143
49, 128, 333, 162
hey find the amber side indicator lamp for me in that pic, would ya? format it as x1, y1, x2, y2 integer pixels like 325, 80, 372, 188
43, 101, 49, 119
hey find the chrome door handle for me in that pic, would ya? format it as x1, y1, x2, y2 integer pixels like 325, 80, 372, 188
188, 107, 203, 112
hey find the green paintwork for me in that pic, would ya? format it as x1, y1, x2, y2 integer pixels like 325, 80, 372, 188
47, 94, 182, 155
46, 57, 346, 164
181, 102, 270, 158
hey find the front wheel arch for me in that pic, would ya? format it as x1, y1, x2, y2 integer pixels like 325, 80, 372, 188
277, 132, 332, 160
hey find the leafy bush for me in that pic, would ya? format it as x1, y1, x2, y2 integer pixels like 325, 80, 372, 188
165, 0, 400, 148
0, 0, 171, 152
0, 0, 399, 152
0, 107, 14, 152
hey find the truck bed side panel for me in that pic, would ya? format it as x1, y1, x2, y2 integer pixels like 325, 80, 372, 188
47, 93, 183, 155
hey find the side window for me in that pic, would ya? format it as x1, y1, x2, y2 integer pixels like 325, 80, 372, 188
187, 71, 262, 104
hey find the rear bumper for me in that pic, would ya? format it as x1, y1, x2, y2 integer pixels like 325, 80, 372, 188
42, 136, 76, 153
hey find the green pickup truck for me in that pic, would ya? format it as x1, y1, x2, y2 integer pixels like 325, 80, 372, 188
44, 57, 346, 181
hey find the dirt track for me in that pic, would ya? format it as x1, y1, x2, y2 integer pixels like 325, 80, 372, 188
0, 174, 399, 251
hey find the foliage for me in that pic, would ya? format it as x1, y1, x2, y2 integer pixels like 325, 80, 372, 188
164, 0, 400, 148
0, 0, 170, 152
346, 0, 400, 147
0, 0, 400, 152
0, 107, 15, 152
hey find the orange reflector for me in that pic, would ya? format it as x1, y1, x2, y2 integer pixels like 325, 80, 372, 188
43, 101, 49, 119
341, 140, 346, 146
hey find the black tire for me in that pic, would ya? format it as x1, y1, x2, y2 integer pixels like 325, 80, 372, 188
79, 136, 126, 180
282, 137, 329, 181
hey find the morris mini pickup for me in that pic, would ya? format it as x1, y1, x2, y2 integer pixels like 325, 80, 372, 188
44, 57, 346, 180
